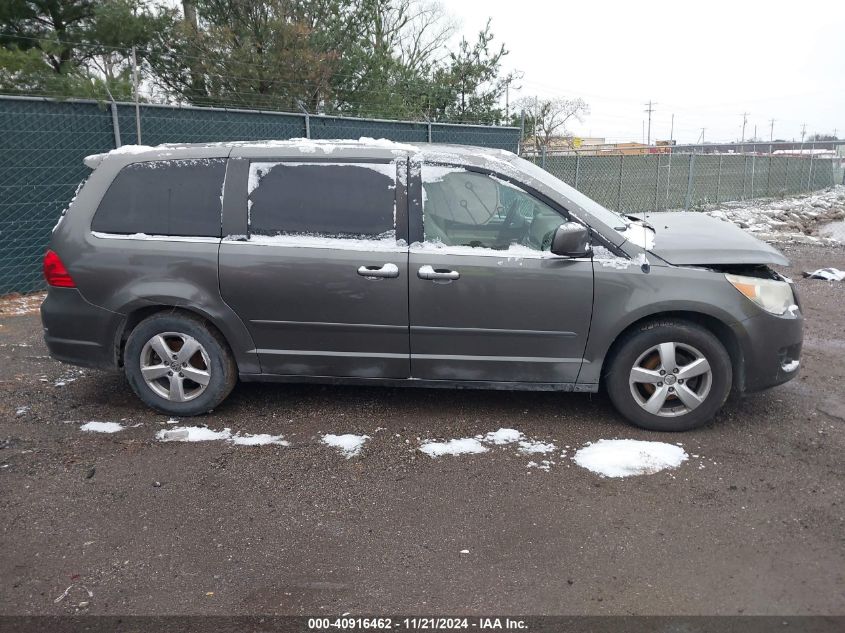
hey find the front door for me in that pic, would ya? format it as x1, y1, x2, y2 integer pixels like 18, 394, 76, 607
408, 165, 594, 384
219, 159, 410, 378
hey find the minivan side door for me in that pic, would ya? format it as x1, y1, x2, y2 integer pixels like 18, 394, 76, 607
219, 158, 410, 378
407, 163, 594, 384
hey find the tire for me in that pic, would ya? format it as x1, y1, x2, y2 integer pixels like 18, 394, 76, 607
124, 311, 237, 416
605, 319, 732, 432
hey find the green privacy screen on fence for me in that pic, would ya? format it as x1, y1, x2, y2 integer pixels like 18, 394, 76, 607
0, 96, 520, 294
0, 95, 839, 294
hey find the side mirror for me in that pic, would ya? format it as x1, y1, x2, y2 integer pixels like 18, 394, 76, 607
550, 222, 592, 258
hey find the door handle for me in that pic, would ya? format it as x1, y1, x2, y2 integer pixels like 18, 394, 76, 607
357, 263, 399, 279
418, 265, 460, 281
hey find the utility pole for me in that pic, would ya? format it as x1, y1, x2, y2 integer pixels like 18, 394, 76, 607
132, 46, 141, 144
740, 112, 749, 143
644, 100, 656, 145
669, 113, 674, 143
699, 128, 706, 145
800, 123, 807, 143
769, 118, 775, 142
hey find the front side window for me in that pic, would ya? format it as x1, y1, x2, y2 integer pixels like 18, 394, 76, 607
92, 159, 226, 237
422, 166, 564, 251
248, 162, 396, 239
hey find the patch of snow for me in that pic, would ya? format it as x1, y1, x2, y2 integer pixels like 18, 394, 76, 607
781, 359, 800, 372
0, 292, 46, 316
231, 432, 289, 446
91, 232, 219, 243
241, 232, 406, 252
527, 459, 554, 471
156, 426, 232, 442
573, 439, 689, 478
15, 406, 30, 417
322, 433, 369, 458
518, 440, 557, 454
620, 222, 656, 249
483, 428, 523, 444
419, 437, 488, 457
410, 240, 558, 259
592, 245, 634, 269
80, 421, 125, 434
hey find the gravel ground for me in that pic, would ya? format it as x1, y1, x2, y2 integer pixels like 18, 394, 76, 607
0, 242, 843, 616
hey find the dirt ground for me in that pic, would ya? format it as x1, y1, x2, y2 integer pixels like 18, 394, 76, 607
0, 242, 843, 616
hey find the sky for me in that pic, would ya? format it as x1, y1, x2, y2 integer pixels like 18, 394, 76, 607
447, 0, 845, 144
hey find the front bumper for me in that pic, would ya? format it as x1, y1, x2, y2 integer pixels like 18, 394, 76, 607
732, 308, 803, 393
41, 287, 124, 370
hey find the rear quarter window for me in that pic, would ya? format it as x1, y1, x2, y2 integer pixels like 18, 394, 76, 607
91, 159, 226, 237
248, 162, 396, 238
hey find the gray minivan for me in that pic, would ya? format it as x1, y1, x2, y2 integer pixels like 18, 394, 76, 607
41, 139, 802, 431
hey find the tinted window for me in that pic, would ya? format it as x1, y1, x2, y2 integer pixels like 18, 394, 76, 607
92, 159, 225, 237
249, 162, 395, 238
422, 166, 563, 250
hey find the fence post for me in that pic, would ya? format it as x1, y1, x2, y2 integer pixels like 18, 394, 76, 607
784, 158, 790, 194
427, 121, 432, 143
541, 145, 546, 170
807, 143, 814, 191
684, 153, 695, 210
750, 155, 756, 198
617, 154, 624, 212
653, 153, 661, 212
766, 155, 772, 196
518, 109, 525, 156
741, 155, 747, 200
574, 153, 581, 190
109, 101, 122, 148
715, 154, 722, 203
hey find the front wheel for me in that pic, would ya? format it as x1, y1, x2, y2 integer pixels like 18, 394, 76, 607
605, 320, 732, 431
124, 312, 237, 416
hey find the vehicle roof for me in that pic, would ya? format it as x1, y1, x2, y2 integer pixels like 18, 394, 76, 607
83, 138, 521, 171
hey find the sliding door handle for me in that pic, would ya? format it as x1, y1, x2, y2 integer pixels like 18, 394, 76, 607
418, 265, 460, 281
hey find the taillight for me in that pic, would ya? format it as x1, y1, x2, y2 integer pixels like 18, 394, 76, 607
43, 250, 76, 287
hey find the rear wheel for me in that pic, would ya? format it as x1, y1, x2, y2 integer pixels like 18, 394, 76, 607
605, 319, 732, 431
124, 312, 237, 416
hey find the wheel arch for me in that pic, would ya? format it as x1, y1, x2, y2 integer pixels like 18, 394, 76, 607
117, 303, 250, 372
598, 311, 745, 392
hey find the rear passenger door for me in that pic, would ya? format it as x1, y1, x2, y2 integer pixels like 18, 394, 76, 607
219, 158, 410, 378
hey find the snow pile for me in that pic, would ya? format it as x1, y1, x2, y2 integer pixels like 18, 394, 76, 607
80, 421, 125, 434
573, 439, 688, 478
483, 428, 523, 444
231, 433, 289, 446
156, 426, 232, 442
322, 433, 370, 458
703, 186, 845, 245
420, 427, 558, 460
419, 437, 488, 457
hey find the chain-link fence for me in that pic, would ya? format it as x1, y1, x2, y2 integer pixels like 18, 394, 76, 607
535, 151, 842, 214
1, 94, 842, 295
0, 95, 520, 294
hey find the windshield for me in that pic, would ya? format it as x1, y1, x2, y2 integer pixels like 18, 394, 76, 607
510, 155, 631, 231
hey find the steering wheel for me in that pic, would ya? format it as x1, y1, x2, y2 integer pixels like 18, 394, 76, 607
496, 198, 521, 243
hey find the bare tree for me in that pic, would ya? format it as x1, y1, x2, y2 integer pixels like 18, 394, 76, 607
518, 96, 589, 153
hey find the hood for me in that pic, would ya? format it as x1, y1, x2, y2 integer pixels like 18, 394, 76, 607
627, 212, 789, 266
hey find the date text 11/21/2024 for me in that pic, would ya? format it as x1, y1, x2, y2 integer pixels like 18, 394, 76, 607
307, 617, 529, 630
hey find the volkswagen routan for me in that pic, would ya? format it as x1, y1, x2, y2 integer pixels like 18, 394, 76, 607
41, 139, 803, 431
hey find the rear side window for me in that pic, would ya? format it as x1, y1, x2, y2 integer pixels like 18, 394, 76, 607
248, 162, 396, 238
91, 159, 226, 237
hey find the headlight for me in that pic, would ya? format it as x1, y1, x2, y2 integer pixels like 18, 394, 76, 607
725, 273, 795, 315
